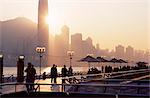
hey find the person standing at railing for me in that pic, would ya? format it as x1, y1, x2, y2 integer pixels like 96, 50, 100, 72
68, 66, 73, 76
25, 62, 36, 92
42, 72, 46, 80
50, 64, 58, 83
61, 65, 68, 77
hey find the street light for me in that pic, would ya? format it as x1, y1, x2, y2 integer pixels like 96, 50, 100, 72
0, 54, 3, 58
0, 54, 3, 83
36, 47, 46, 76
67, 50, 74, 67
19, 55, 25, 60
17, 55, 25, 82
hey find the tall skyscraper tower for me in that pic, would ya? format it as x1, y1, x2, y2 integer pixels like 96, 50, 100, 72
38, 0, 49, 66
38, 0, 49, 48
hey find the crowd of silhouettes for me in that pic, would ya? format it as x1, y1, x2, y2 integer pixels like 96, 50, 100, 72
104, 64, 148, 73
87, 67, 101, 74
61, 65, 73, 77
87, 63, 148, 74
49, 64, 74, 83
105, 66, 113, 73
24, 62, 148, 90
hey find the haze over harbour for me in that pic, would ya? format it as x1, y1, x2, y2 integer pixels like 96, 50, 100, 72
0, 1, 150, 98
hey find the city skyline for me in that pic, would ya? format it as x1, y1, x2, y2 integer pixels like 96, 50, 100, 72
0, 0, 149, 51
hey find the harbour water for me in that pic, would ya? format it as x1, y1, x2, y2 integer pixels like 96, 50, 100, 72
3, 67, 89, 77
3, 62, 137, 77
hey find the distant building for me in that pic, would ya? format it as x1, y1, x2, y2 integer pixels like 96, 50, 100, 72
115, 45, 125, 59
71, 33, 83, 58
61, 25, 70, 55
84, 37, 96, 55
53, 25, 70, 65
134, 50, 144, 62
95, 43, 100, 56
143, 51, 150, 62
109, 49, 115, 58
125, 46, 134, 61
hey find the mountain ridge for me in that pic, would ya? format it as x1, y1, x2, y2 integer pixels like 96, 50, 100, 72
1, 17, 38, 67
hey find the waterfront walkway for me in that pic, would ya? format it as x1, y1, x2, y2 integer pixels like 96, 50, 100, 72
1, 77, 63, 94
1, 69, 149, 97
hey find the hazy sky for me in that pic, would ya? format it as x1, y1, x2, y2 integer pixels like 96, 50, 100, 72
0, 0, 149, 51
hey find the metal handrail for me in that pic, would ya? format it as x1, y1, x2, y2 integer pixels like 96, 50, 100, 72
1, 82, 149, 97
110, 70, 149, 79
63, 69, 149, 79
61, 69, 149, 84
1, 82, 149, 88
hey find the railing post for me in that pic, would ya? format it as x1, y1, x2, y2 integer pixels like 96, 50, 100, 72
39, 84, 40, 92
15, 84, 16, 93
137, 82, 140, 94
103, 81, 107, 93
62, 78, 65, 92
115, 94, 118, 98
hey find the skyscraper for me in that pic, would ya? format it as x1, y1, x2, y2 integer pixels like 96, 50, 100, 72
53, 25, 70, 65
38, 0, 49, 48
125, 46, 134, 61
71, 33, 83, 57
61, 25, 70, 54
38, 0, 49, 66
115, 45, 125, 59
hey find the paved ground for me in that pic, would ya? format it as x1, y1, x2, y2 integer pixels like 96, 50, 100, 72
1, 77, 63, 95
35, 77, 63, 92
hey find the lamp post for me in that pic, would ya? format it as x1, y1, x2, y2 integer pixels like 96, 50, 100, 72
19, 55, 25, 60
0, 54, 3, 83
67, 50, 74, 67
17, 55, 25, 82
36, 47, 46, 76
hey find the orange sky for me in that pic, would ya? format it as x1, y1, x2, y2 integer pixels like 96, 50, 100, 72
0, 0, 149, 51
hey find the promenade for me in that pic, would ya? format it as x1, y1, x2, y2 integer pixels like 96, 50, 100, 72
1, 77, 63, 95
1, 69, 149, 98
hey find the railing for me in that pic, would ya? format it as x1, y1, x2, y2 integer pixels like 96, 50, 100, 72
0, 82, 149, 97
1, 69, 149, 97
62, 69, 150, 84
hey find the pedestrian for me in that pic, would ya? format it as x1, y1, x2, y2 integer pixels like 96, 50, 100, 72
102, 66, 104, 73
61, 65, 68, 77
25, 62, 36, 92
68, 66, 73, 76
51, 64, 58, 83
42, 72, 46, 80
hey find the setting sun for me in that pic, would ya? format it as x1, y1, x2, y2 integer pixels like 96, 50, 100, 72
46, 15, 60, 36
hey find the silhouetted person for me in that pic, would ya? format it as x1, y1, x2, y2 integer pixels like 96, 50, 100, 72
25, 62, 36, 92
51, 64, 58, 83
68, 66, 73, 76
61, 65, 68, 77
42, 72, 46, 80
101, 66, 104, 73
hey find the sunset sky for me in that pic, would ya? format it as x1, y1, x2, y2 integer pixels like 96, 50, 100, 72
0, 0, 149, 51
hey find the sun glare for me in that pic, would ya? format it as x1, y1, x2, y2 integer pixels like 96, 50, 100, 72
46, 15, 60, 36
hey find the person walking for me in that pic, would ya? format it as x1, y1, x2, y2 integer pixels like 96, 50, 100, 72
51, 64, 58, 83
25, 62, 36, 92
